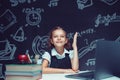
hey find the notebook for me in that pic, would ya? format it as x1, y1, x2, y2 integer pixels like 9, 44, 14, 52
65, 40, 120, 80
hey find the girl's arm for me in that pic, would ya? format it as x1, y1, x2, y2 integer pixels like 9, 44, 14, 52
71, 32, 79, 71
42, 59, 76, 74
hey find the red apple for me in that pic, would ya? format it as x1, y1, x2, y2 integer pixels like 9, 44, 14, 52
18, 54, 29, 63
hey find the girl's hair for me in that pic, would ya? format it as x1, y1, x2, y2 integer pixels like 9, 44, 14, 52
47, 26, 71, 50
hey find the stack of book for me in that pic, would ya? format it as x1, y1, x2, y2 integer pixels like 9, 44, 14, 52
5, 64, 42, 80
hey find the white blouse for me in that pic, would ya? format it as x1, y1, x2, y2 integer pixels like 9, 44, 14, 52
42, 48, 74, 66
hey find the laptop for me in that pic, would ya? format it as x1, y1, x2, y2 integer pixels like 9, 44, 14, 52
65, 40, 120, 80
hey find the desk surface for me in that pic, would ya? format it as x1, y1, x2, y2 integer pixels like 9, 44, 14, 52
42, 71, 120, 80
42, 71, 91, 80
42, 73, 79, 80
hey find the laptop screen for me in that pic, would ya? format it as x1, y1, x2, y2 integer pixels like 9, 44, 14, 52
95, 40, 120, 79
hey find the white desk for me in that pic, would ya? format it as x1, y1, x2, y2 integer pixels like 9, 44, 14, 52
42, 71, 90, 80
42, 71, 120, 80
42, 73, 79, 80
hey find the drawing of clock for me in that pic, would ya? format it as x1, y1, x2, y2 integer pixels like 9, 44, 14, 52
26, 11, 41, 27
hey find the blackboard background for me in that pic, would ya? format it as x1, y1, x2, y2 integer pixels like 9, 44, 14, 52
0, 0, 120, 79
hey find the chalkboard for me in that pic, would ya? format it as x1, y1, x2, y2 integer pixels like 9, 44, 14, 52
0, 0, 120, 79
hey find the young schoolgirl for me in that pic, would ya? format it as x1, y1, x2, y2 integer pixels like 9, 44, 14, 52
42, 26, 79, 73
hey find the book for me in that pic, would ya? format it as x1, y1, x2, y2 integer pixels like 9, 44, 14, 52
6, 74, 42, 80
5, 70, 42, 76
5, 64, 42, 80
6, 64, 42, 72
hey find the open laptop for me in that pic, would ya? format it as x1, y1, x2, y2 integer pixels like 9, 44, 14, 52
65, 40, 120, 80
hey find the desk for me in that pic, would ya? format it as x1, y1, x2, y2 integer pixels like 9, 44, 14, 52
42, 73, 79, 80
42, 71, 90, 80
42, 71, 120, 80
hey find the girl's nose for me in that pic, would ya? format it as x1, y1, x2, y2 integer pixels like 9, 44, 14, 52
57, 36, 61, 40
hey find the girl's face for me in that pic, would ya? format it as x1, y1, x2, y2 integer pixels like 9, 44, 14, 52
50, 29, 68, 48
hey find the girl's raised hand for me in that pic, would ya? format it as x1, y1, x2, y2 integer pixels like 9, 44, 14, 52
72, 32, 78, 49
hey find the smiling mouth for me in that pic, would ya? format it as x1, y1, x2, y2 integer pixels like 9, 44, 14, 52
56, 41, 63, 43
56, 42, 62, 43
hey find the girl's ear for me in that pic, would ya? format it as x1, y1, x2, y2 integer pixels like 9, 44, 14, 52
65, 38, 68, 43
50, 39, 53, 44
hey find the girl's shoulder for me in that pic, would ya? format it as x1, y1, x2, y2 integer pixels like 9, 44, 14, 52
42, 51, 51, 62
43, 51, 50, 56
42, 50, 52, 57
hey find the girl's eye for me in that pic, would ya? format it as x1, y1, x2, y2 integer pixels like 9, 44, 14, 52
61, 36, 65, 38
52, 35, 65, 38
53, 36, 57, 38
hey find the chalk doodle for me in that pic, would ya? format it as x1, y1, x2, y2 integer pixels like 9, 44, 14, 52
48, 0, 59, 7
76, 0, 93, 10
0, 9, 17, 33
32, 35, 49, 57
67, 32, 74, 40
95, 13, 120, 27
23, 7, 44, 27
0, 40, 16, 60
11, 27, 27, 42
86, 58, 95, 66
9, 0, 37, 7
100, 0, 119, 5
78, 38, 104, 59
84, 39, 89, 45
67, 28, 95, 39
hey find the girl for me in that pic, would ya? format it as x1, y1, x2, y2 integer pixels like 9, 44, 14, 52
42, 26, 79, 73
